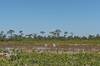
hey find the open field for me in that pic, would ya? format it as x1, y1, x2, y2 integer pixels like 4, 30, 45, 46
0, 40, 100, 53
0, 43, 100, 54
0, 40, 100, 66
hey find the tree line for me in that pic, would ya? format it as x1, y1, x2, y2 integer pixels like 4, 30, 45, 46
0, 29, 100, 41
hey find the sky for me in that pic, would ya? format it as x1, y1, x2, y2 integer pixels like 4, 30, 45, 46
0, 0, 100, 36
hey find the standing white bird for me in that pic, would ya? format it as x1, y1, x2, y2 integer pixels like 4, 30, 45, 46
44, 44, 47, 47
53, 43, 56, 47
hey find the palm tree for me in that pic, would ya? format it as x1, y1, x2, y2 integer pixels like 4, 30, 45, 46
49, 31, 56, 37
88, 34, 95, 39
26, 34, 33, 38
64, 32, 68, 37
19, 30, 24, 38
70, 32, 74, 37
40, 31, 45, 37
55, 29, 62, 37
7, 29, 15, 39
0, 31, 6, 40
95, 34, 100, 39
67, 32, 74, 39
32, 33, 37, 38
19, 31, 23, 36
0, 31, 4, 38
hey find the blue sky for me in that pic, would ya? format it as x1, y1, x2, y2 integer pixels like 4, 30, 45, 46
0, 0, 100, 35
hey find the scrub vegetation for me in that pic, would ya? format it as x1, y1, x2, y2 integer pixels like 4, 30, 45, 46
0, 51, 100, 66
